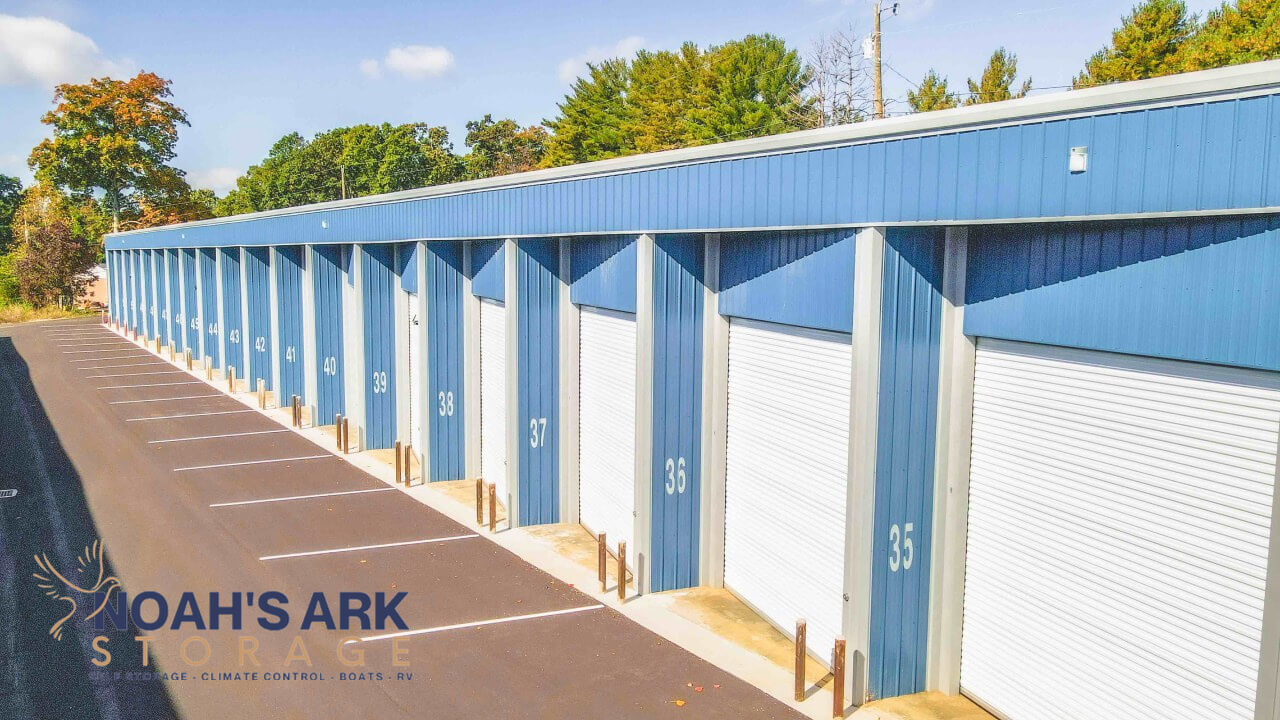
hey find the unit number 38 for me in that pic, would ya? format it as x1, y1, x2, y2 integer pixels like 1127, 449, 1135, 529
888, 522, 914, 572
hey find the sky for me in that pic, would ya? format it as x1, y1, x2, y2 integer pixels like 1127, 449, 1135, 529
0, 0, 1228, 194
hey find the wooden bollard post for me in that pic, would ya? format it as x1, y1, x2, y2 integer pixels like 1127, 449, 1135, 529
185, 348, 192, 370
475, 479, 484, 525
169, 341, 175, 360
291, 396, 300, 427
395, 441, 403, 484
257, 379, 266, 409
205, 358, 213, 380
617, 541, 627, 601
794, 619, 807, 701
335, 414, 343, 450
487, 483, 496, 532
832, 637, 846, 718
228, 365, 236, 392
342, 417, 350, 453
597, 532, 607, 593
403, 444, 412, 485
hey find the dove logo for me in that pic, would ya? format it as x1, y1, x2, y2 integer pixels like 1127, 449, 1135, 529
32, 540, 122, 641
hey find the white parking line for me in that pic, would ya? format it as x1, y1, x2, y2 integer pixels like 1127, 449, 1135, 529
209, 487, 395, 508
259, 534, 479, 561
98, 381, 203, 389
127, 409, 255, 420
174, 454, 334, 472
70, 354, 151, 362
85, 370, 187, 379
79, 362, 170, 370
112, 395, 226, 406
149, 429, 289, 444
349, 605, 605, 643
59, 342, 133, 348
64, 348, 152, 354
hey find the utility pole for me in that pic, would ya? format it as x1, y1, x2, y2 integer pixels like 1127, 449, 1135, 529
873, 1, 884, 120
340, 166, 346, 200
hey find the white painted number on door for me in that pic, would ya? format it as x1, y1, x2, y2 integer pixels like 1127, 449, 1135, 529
371, 371, 388, 394
888, 522, 914, 572
438, 391, 454, 417
253, 336, 266, 352
229, 328, 240, 344
285, 345, 296, 362
322, 356, 338, 376
529, 417, 547, 448
664, 456, 687, 495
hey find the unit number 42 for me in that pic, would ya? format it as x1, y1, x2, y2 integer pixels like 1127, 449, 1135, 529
888, 522, 914, 572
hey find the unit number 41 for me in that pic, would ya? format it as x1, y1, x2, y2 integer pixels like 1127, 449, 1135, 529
888, 522, 914, 572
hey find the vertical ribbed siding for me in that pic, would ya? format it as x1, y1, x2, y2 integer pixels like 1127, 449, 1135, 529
516, 238, 560, 525
362, 243, 397, 449
199, 248, 220, 368
312, 244, 346, 420
219, 247, 244, 378
649, 233, 705, 592
869, 227, 944, 700
182, 248, 200, 352
569, 235, 637, 313
166, 250, 182, 350
152, 250, 169, 346
719, 229, 856, 333
128, 250, 139, 331
274, 246, 305, 405
426, 241, 465, 481
244, 246, 273, 389
470, 239, 505, 301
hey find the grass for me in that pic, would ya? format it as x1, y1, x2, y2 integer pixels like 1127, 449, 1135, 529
0, 303, 94, 325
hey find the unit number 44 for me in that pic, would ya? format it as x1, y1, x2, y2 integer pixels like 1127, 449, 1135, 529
888, 522, 914, 572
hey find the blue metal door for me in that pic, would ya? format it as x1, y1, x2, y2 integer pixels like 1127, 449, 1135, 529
425, 241, 465, 481
515, 238, 560, 525
140, 249, 152, 338
182, 249, 200, 352
152, 250, 169, 346
362, 244, 397, 450
128, 250, 139, 331
219, 247, 244, 379
167, 250, 183, 349
244, 247, 272, 390
312, 245, 346, 422
275, 246, 305, 405
108, 252, 119, 324
199, 248, 220, 368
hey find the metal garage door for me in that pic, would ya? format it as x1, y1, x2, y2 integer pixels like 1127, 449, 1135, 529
167, 250, 183, 349
182, 249, 200, 353
244, 247, 272, 390
312, 245, 346, 421
962, 338, 1280, 720
362, 244, 397, 450
578, 306, 637, 551
275, 246, 305, 406
723, 317, 852, 659
220, 247, 244, 379
153, 250, 169, 346
480, 298, 507, 504
199, 248, 219, 368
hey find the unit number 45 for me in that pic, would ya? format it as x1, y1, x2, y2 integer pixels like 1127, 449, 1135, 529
888, 522, 914, 572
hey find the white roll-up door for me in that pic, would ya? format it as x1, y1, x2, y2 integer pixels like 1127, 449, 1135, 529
962, 338, 1280, 720
578, 306, 637, 550
406, 292, 422, 447
479, 299, 507, 504
723, 317, 852, 658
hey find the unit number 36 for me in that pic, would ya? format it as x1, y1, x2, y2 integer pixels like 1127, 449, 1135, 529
664, 457, 687, 495
888, 522, 914, 572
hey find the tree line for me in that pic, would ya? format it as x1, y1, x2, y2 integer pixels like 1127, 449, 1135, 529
0, 0, 1275, 307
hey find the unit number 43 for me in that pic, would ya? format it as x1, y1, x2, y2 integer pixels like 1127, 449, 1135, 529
888, 522, 914, 572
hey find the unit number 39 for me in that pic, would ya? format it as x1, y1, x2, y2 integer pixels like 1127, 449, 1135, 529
664, 457, 687, 495
888, 522, 914, 572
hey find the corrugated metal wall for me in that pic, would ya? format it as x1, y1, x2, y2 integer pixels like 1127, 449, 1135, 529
182, 248, 200, 352
570, 236, 637, 312
362, 243, 398, 449
471, 239, 505, 301
425, 241, 465, 481
245, 246, 273, 389
869, 227, 945, 700
199, 248, 220, 367
720, 229, 856, 332
152, 250, 169, 346
167, 250, 183, 350
312, 244, 346, 420
128, 250, 139, 331
516, 238, 560, 525
275, 246, 306, 405
108, 95, 1280, 252
966, 215, 1280, 372
219, 247, 244, 378
650, 233, 705, 592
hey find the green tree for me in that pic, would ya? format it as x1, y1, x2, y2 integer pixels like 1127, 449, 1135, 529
542, 59, 634, 167
28, 72, 194, 228
463, 115, 549, 178
908, 70, 959, 112
627, 44, 706, 153
0, 175, 21, 252
1179, 0, 1280, 71
687, 34, 816, 145
14, 219, 96, 306
1074, 0, 1196, 88
966, 48, 1033, 105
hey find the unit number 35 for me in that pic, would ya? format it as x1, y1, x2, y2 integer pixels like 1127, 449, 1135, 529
888, 522, 914, 572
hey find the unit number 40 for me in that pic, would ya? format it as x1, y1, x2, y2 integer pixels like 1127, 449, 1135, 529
888, 522, 915, 572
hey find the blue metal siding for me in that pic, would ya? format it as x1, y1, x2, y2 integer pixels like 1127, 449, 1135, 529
425, 241, 466, 481
649, 233, 704, 592
128, 250, 139, 331
274, 246, 305, 405
516, 238, 560, 525
869, 227, 944, 700
965, 215, 1280, 372
471, 239, 505, 301
219, 247, 244, 378
182, 249, 200, 352
399, 242, 419, 293
139, 250, 152, 337
312, 245, 346, 421
362, 244, 398, 449
570, 235, 637, 312
719, 229, 856, 333
244, 246, 273, 389
167, 250, 183, 350
152, 250, 169, 345
199, 248, 220, 367
107, 95, 1280, 252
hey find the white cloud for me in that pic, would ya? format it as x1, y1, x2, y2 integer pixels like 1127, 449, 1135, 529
384, 45, 454, 80
557, 35, 647, 84
0, 14, 130, 88
187, 167, 241, 195
358, 58, 381, 79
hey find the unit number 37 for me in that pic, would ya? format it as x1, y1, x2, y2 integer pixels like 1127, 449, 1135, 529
888, 522, 914, 572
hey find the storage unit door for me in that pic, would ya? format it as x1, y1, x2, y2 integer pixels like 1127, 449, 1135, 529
244, 247, 272, 391
479, 299, 507, 503
138, 250, 150, 337
722, 318, 852, 659
362, 244, 397, 450
167, 250, 183, 350
220, 247, 244, 379
406, 292, 422, 447
199, 248, 220, 367
182, 249, 200, 353
128, 250, 139, 331
275, 246, 305, 406
153, 250, 169, 346
578, 306, 637, 551
312, 245, 346, 421
961, 338, 1280, 720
